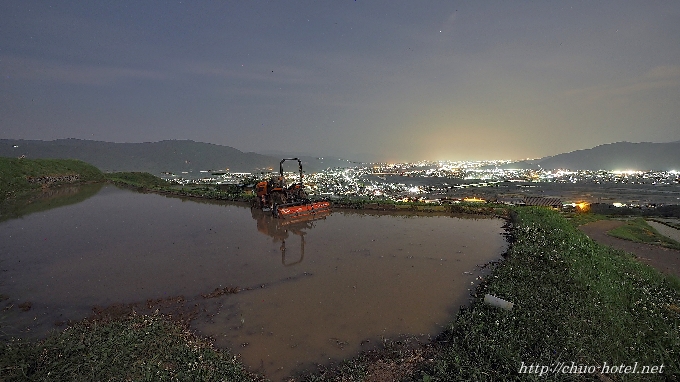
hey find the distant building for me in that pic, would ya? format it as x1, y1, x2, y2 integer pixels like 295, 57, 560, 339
522, 197, 563, 209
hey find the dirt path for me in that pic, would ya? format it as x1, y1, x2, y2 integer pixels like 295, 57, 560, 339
579, 220, 680, 279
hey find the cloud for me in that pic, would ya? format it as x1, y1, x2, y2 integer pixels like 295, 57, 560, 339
564, 65, 680, 101
0, 55, 166, 86
644, 65, 680, 79
177, 59, 325, 87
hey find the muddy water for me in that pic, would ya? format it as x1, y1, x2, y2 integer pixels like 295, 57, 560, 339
0, 185, 507, 380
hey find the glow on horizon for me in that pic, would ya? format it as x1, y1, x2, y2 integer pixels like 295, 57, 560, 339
612, 170, 642, 175
1, 3, 678, 160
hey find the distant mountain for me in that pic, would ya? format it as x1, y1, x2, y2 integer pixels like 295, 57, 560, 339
257, 150, 366, 169
259, 149, 378, 164
499, 141, 680, 171
0, 139, 352, 175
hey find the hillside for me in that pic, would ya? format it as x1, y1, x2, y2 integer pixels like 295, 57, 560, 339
0, 157, 105, 201
0, 139, 345, 175
500, 141, 680, 171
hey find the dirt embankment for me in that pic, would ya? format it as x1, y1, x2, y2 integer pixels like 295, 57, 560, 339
579, 220, 680, 278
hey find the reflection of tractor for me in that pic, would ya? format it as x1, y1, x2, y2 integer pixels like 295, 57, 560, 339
251, 206, 330, 266
253, 158, 331, 218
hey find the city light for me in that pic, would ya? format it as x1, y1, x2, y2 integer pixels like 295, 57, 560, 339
165, 160, 680, 207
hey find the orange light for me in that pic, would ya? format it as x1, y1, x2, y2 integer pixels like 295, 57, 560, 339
463, 197, 485, 203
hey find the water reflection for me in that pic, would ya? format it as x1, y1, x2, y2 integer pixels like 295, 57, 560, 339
0, 185, 507, 381
251, 207, 331, 266
0, 183, 103, 223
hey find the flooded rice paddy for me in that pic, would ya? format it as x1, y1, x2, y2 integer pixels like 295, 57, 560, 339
0, 185, 507, 380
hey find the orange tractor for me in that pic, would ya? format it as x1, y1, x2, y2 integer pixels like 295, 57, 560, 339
253, 158, 331, 218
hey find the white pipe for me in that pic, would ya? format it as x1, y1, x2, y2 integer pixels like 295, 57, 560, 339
484, 294, 514, 310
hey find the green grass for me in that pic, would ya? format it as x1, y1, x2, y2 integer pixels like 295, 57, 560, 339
562, 211, 610, 228
0, 313, 260, 382
166, 185, 255, 202
608, 217, 680, 250
0, 157, 105, 202
415, 207, 680, 381
2, 173, 680, 381
331, 197, 508, 216
105, 172, 253, 202
294, 207, 680, 381
4, 206, 676, 381
105, 171, 172, 189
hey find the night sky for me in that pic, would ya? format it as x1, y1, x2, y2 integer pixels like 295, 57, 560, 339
2, 1, 679, 162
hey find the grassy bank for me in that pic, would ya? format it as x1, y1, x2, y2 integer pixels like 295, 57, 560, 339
106, 172, 257, 202
608, 217, 680, 250
2, 163, 679, 380
415, 207, 680, 381
2, 207, 678, 381
0, 158, 249, 203
562, 211, 610, 227
105, 171, 173, 189
292, 207, 679, 381
0, 313, 260, 382
0, 157, 105, 202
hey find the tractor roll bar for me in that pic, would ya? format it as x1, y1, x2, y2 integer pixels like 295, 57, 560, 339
279, 158, 303, 183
